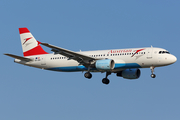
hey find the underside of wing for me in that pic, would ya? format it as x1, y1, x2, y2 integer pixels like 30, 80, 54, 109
41, 43, 96, 66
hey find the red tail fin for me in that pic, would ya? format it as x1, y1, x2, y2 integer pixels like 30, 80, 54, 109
19, 28, 48, 56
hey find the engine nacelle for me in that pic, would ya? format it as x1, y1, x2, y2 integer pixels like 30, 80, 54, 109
117, 68, 141, 79
95, 59, 115, 70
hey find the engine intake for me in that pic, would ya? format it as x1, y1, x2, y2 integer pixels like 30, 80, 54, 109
95, 59, 115, 70
117, 68, 141, 79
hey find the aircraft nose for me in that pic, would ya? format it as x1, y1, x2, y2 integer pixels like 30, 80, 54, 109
170, 55, 177, 64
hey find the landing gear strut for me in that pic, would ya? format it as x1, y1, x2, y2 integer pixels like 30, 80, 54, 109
150, 66, 156, 78
102, 72, 111, 85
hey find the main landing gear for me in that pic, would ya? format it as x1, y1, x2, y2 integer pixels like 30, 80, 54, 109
84, 71, 111, 85
102, 72, 111, 85
150, 66, 156, 78
84, 72, 92, 79
84, 67, 92, 79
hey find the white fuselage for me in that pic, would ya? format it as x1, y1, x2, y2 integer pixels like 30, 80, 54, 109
15, 47, 177, 73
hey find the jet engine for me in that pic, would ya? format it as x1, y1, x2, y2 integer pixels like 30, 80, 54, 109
95, 59, 115, 70
117, 68, 141, 79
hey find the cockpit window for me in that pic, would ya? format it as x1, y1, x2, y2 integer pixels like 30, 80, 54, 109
166, 51, 170, 54
159, 51, 170, 54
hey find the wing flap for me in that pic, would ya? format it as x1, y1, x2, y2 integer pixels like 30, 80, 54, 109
4, 53, 33, 62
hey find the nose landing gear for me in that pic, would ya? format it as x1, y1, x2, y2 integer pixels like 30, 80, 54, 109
151, 74, 156, 78
150, 66, 156, 78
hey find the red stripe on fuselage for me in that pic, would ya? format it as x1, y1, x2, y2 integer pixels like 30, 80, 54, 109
131, 49, 145, 57
23, 45, 48, 56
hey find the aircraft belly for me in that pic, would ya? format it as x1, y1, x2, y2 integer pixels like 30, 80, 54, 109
114, 63, 141, 69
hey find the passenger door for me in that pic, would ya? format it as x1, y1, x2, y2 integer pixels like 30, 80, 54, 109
147, 48, 153, 59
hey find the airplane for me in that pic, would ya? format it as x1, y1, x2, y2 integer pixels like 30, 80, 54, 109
4, 28, 177, 85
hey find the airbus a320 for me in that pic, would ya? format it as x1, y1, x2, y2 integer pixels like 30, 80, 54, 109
4, 28, 177, 84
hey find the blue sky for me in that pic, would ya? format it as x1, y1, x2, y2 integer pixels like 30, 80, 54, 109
1, 0, 180, 120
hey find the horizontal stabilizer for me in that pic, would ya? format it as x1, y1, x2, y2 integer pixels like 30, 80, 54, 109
4, 53, 33, 62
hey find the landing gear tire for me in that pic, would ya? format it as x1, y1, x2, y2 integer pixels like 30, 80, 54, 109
102, 78, 110, 85
84, 72, 92, 79
151, 74, 156, 78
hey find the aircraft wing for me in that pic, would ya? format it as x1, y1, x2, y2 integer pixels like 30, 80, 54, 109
41, 43, 96, 65
4, 53, 33, 62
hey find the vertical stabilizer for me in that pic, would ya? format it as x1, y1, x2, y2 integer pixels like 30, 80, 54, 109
19, 28, 48, 56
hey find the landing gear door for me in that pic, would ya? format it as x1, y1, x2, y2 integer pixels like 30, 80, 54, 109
147, 48, 153, 59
